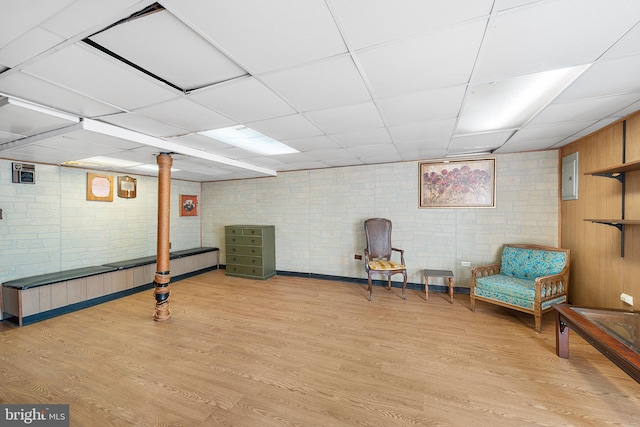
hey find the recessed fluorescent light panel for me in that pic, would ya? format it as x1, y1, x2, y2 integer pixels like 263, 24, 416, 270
456, 65, 590, 135
199, 125, 300, 156
64, 156, 143, 168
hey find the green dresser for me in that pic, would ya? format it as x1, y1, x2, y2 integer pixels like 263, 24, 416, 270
225, 225, 276, 280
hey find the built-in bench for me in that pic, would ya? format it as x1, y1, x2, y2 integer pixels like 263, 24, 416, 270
1, 247, 219, 326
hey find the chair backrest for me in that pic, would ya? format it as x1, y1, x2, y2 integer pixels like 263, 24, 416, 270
365, 218, 393, 260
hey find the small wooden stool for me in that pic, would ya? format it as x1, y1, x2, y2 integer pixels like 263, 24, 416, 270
423, 269, 454, 303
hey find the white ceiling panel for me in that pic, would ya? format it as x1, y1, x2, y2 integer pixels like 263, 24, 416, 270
281, 135, 342, 152
190, 77, 295, 123
331, 128, 392, 148
0, 98, 77, 136
377, 85, 467, 127
474, 0, 640, 82
388, 118, 457, 144
0, 0, 74, 47
40, 0, 149, 39
332, 0, 493, 50
260, 54, 371, 112
357, 19, 487, 98
448, 131, 514, 152
0, 27, 64, 68
303, 102, 384, 134
164, 0, 347, 74
508, 121, 597, 144
555, 55, 640, 102
1, 3, 640, 181
0, 72, 124, 118
247, 114, 323, 141
527, 93, 640, 127
135, 98, 236, 132
96, 112, 190, 137
22, 44, 177, 110
348, 144, 402, 164
88, 9, 247, 90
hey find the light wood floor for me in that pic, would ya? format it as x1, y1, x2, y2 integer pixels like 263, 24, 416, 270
1, 270, 638, 426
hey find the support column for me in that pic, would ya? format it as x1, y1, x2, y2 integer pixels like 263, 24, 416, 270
153, 153, 172, 321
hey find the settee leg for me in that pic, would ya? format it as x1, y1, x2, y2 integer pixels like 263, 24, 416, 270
534, 315, 542, 334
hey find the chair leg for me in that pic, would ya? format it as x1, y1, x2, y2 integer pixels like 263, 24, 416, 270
534, 314, 542, 334
402, 271, 407, 300
367, 275, 373, 301
387, 276, 391, 290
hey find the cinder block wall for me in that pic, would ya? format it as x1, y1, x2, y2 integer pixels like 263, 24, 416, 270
0, 162, 201, 283
202, 151, 559, 288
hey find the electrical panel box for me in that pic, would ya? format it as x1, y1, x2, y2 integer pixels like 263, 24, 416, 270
12, 163, 35, 184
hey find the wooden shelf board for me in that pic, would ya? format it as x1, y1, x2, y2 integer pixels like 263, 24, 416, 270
585, 159, 640, 176
584, 219, 640, 225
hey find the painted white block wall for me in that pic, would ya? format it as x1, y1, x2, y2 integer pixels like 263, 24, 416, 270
0, 160, 201, 283
202, 151, 559, 288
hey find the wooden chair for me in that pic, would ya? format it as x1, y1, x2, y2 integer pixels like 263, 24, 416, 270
364, 218, 407, 301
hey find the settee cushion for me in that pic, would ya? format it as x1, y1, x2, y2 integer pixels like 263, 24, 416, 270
500, 246, 567, 280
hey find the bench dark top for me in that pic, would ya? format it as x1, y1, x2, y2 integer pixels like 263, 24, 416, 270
2, 266, 117, 290
2, 247, 219, 289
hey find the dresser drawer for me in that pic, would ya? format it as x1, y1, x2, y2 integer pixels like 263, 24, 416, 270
226, 226, 264, 236
226, 235, 262, 246
225, 264, 267, 278
226, 254, 263, 267
226, 245, 262, 256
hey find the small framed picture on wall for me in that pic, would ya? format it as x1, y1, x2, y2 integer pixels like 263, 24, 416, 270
180, 195, 198, 216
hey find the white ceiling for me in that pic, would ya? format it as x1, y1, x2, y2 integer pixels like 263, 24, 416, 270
1, 0, 640, 181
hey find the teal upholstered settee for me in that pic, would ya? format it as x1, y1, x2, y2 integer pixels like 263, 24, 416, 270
470, 244, 570, 333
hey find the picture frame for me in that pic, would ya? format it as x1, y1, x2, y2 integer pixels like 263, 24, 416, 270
419, 159, 496, 208
117, 175, 137, 199
87, 173, 114, 202
180, 194, 198, 216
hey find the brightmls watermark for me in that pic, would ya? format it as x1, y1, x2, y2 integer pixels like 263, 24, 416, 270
0, 405, 68, 426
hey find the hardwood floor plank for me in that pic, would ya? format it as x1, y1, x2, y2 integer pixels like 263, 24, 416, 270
1, 270, 638, 426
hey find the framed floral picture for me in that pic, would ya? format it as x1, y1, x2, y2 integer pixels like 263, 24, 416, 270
419, 159, 496, 208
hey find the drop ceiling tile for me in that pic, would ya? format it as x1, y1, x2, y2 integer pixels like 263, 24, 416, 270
2, 143, 88, 164
377, 85, 467, 127
247, 114, 323, 141
555, 55, 640, 102
602, 23, 640, 59
508, 121, 596, 144
331, 128, 392, 148
22, 43, 177, 110
0, 130, 23, 144
164, 0, 347, 74
0, 27, 64, 68
40, 0, 144, 39
569, 117, 622, 139
494, 138, 560, 153
303, 102, 384, 134
0, 72, 123, 118
0, 99, 77, 136
357, 19, 486, 98
281, 135, 342, 152
388, 118, 457, 143
527, 93, 640, 127
304, 148, 354, 162
97, 112, 190, 138
348, 144, 401, 163
332, 0, 493, 50
190, 77, 295, 123
448, 131, 513, 151
89, 9, 247, 90
395, 142, 446, 161
135, 98, 236, 132
167, 133, 231, 152
0, 0, 74, 47
474, 0, 640, 82
260, 54, 371, 111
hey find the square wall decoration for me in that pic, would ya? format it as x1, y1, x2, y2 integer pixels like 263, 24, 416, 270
180, 194, 198, 216
419, 159, 496, 208
87, 173, 113, 202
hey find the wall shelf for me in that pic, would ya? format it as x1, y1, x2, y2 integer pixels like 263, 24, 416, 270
583, 120, 637, 257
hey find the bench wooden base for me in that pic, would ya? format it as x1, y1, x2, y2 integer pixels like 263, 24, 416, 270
2, 248, 219, 326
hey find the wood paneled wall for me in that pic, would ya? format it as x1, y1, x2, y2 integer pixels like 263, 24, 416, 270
561, 111, 640, 308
